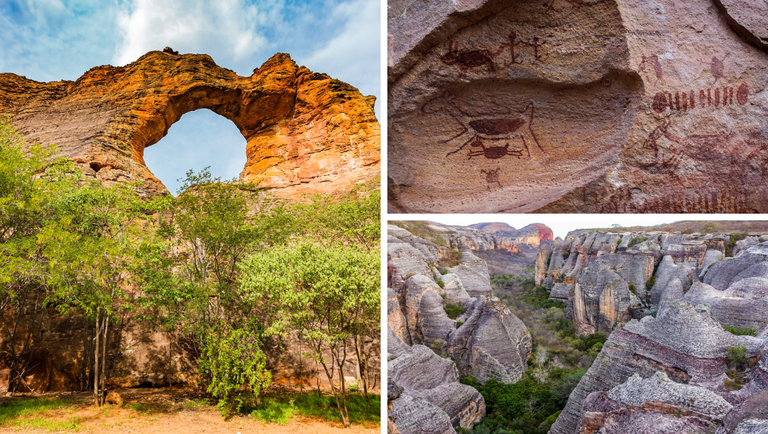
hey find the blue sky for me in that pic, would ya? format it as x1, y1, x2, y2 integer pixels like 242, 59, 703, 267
0, 0, 381, 194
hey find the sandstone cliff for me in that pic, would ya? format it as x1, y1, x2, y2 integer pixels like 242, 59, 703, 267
0, 50, 380, 199
387, 223, 534, 432
388, 0, 768, 213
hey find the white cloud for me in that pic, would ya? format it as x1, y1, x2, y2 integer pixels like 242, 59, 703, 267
301, 0, 381, 112
112, 0, 275, 66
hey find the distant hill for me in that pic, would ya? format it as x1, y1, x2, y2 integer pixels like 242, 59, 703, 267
598, 220, 768, 234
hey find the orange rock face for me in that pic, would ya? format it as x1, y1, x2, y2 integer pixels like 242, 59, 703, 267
0, 51, 380, 199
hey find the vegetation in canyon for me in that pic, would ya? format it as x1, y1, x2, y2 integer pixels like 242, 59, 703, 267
456, 273, 605, 434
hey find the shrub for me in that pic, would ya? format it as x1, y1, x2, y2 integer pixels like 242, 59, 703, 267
200, 327, 271, 418
456, 321, 464, 328
727, 344, 748, 369
628, 237, 648, 248
628, 283, 636, 294
646, 276, 656, 291
682, 228, 694, 234
445, 249, 464, 268
444, 303, 467, 319
723, 325, 758, 336
437, 280, 445, 288
562, 252, 570, 260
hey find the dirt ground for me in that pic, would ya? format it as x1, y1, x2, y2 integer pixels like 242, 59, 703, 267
0, 387, 380, 434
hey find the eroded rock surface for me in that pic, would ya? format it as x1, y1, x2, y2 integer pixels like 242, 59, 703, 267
388, 0, 768, 213
550, 302, 767, 434
547, 236, 768, 434
0, 51, 380, 199
535, 229, 767, 336
387, 222, 537, 433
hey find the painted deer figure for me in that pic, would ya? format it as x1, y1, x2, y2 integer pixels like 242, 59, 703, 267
440, 40, 506, 75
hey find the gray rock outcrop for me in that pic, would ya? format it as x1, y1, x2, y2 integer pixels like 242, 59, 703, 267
387, 223, 533, 433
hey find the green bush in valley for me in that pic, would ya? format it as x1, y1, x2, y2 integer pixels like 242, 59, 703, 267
646, 276, 656, 291
444, 303, 467, 319
723, 325, 758, 336
627, 237, 648, 248
727, 344, 749, 369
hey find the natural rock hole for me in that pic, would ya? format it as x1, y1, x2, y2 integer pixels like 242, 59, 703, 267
143, 109, 247, 195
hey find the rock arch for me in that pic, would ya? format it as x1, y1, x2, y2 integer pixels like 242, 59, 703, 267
0, 50, 380, 199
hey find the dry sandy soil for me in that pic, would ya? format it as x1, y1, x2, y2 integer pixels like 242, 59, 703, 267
0, 388, 380, 434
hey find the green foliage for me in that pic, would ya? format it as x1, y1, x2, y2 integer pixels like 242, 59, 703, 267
646, 276, 656, 291
0, 397, 77, 426
628, 282, 636, 294
727, 344, 749, 369
245, 392, 380, 425
251, 399, 295, 425
445, 249, 464, 268
562, 252, 569, 260
460, 370, 580, 434
549, 370, 586, 406
0, 119, 380, 423
293, 184, 380, 251
437, 280, 445, 288
523, 286, 565, 310
627, 237, 648, 248
392, 220, 448, 247
723, 325, 758, 336
726, 232, 749, 257
239, 243, 379, 426
682, 228, 694, 234
444, 303, 467, 320
200, 327, 271, 418
456, 321, 464, 328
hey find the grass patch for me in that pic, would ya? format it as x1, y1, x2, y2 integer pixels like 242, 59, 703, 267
243, 391, 380, 426
0, 397, 80, 431
251, 399, 295, 424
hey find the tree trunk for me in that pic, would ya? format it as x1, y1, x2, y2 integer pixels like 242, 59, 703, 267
101, 315, 109, 404
353, 330, 370, 409
93, 313, 101, 406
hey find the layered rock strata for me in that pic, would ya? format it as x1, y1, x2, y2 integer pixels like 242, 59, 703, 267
0, 50, 380, 199
550, 301, 768, 434
388, 0, 768, 213
548, 239, 768, 433
387, 222, 534, 433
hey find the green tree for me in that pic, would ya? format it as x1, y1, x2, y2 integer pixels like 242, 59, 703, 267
41, 180, 145, 405
134, 168, 290, 413
293, 184, 380, 252
240, 243, 379, 427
